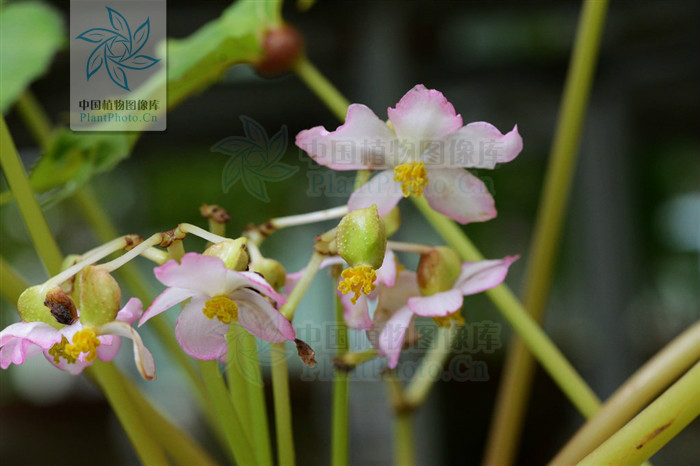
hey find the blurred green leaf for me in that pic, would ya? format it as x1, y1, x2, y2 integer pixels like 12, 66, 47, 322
0, 1, 65, 113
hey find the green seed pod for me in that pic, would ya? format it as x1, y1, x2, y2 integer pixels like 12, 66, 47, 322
75, 266, 122, 326
17, 285, 64, 329
336, 205, 386, 270
204, 238, 249, 271
417, 247, 461, 296
250, 258, 286, 291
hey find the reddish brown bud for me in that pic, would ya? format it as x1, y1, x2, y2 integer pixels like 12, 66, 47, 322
295, 338, 316, 367
255, 25, 304, 76
44, 287, 78, 325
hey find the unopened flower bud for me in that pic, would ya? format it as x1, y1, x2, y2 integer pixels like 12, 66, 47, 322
382, 207, 401, 238
204, 238, 249, 271
250, 258, 286, 291
17, 285, 63, 329
417, 247, 461, 296
255, 25, 304, 76
75, 266, 122, 326
336, 205, 386, 270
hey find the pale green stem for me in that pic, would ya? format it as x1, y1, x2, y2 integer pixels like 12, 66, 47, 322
331, 288, 350, 466
179, 223, 227, 244
89, 361, 169, 466
484, 1, 610, 464
199, 360, 256, 466
270, 205, 349, 230
15, 91, 53, 150
242, 330, 274, 466
0, 115, 62, 275
118, 368, 220, 466
577, 362, 700, 466
280, 251, 325, 320
386, 241, 434, 255
336, 348, 378, 369
293, 56, 351, 122
167, 240, 185, 262
411, 196, 601, 417
208, 218, 227, 238
271, 342, 295, 466
0, 255, 28, 303
550, 320, 700, 465
394, 411, 416, 466
225, 324, 252, 438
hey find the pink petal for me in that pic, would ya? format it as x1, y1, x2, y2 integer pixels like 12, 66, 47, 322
295, 104, 397, 170
387, 85, 463, 144
339, 292, 372, 330
348, 170, 404, 216
377, 306, 414, 369
117, 298, 143, 325
139, 287, 199, 326
284, 257, 345, 297
0, 321, 62, 369
235, 271, 286, 307
47, 353, 90, 375
154, 253, 231, 297
100, 321, 156, 380
456, 255, 519, 296
423, 168, 497, 224
96, 334, 121, 362
441, 123, 522, 169
175, 296, 229, 360
407, 289, 464, 317
377, 248, 397, 287
234, 288, 295, 342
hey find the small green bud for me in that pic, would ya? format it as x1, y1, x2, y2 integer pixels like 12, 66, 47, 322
382, 207, 401, 238
336, 205, 386, 269
204, 238, 249, 271
250, 258, 286, 291
17, 285, 63, 329
75, 266, 122, 326
417, 247, 461, 296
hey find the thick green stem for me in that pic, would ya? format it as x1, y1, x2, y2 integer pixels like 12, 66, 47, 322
15, 91, 53, 150
394, 411, 416, 466
411, 196, 601, 417
225, 324, 252, 440
293, 57, 350, 122
271, 342, 295, 466
244, 334, 274, 466
0, 115, 62, 275
551, 320, 700, 465
577, 362, 700, 466
280, 251, 325, 320
484, 1, 610, 464
0, 256, 28, 303
331, 290, 350, 466
89, 361, 169, 466
199, 359, 256, 466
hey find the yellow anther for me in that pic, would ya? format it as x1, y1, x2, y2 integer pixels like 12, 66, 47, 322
433, 312, 465, 328
203, 295, 239, 324
48, 336, 75, 364
63, 328, 101, 362
337, 265, 377, 305
393, 162, 428, 197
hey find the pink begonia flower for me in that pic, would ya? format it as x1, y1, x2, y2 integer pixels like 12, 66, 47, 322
296, 84, 523, 224
285, 248, 398, 331
373, 256, 518, 368
140, 253, 295, 360
0, 298, 155, 379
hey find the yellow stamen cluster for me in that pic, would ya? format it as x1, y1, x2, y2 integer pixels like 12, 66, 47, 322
433, 312, 465, 328
202, 295, 239, 324
393, 162, 428, 197
337, 265, 377, 305
49, 329, 101, 364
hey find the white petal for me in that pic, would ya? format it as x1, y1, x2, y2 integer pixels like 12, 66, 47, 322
139, 287, 198, 326
175, 296, 229, 360
407, 289, 463, 317
234, 289, 295, 342
348, 170, 404, 216
100, 321, 156, 380
456, 256, 519, 296
440, 122, 522, 169
377, 306, 414, 369
423, 168, 497, 224
154, 253, 231, 297
388, 85, 463, 145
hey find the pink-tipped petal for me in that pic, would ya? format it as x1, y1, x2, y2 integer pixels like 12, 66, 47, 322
96, 334, 121, 362
175, 296, 229, 361
139, 287, 198, 326
154, 253, 231, 297
339, 292, 372, 330
423, 168, 497, 224
100, 321, 156, 380
441, 122, 523, 169
457, 255, 519, 296
0, 321, 62, 369
388, 85, 463, 144
377, 248, 397, 287
296, 104, 397, 170
377, 306, 414, 368
236, 271, 286, 306
284, 257, 345, 297
407, 289, 464, 317
348, 171, 404, 216
234, 288, 295, 342
117, 298, 143, 325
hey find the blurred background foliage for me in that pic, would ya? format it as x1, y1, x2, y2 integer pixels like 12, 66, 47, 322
1, 1, 698, 465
